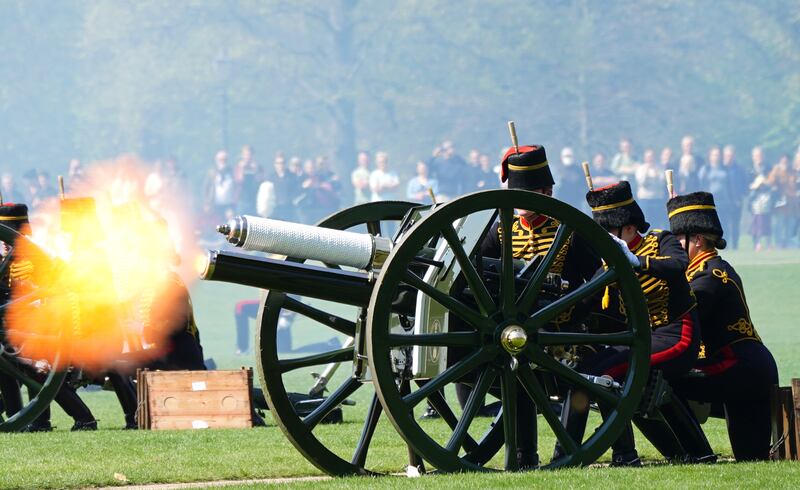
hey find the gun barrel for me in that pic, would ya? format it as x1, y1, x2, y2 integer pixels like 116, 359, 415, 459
202, 250, 372, 307
218, 215, 391, 270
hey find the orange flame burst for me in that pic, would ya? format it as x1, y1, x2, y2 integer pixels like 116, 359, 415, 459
6, 155, 202, 373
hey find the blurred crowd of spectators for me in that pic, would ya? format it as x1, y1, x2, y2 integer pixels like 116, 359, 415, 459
3, 135, 799, 251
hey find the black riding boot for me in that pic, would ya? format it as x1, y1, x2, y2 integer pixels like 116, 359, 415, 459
659, 397, 715, 463
0, 373, 23, 416
108, 372, 138, 429
516, 386, 539, 470
610, 421, 641, 466
553, 389, 590, 461
633, 415, 686, 460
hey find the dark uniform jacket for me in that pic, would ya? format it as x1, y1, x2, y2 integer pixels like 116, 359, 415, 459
599, 230, 696, 332
686, 251, 762, 358
481, 214, 599, 283
480, 214, 600, 327
143, 272, 205, 371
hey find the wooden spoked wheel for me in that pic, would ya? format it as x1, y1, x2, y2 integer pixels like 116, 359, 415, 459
366, 190, 651, 472
256, 201, 422, 475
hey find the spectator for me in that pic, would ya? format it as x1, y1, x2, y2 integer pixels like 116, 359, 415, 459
351, 151, 371, 205
790, 150, 800, 246
233, 144, 262, 215
698, 146, 735, 239
36, 170, 58, 200
680, 135, 704, 170
590, 152, 617, 189
768, 154, 793, 248
430, 140, 466, 200
610, 137, 637, 180
406, 161, 439, 202
202, 150, 236, 225
722, 145, 748, 249
268, 153, 299, 222
635, 148, 667, 228
298, 159, 338, 224
256, 177, 275, 218
1, 173, 22, 203
556, 146, 585, 209
21, 169, 40, 207
465, 148, 482, 191
660, 146, 675, 171
315, 155, 341, 215
369, 151, 400, 201
288, 156, 303, 178
748, 146, 774, 252
675, 154, 700, 195
475, 153, 498, 190
66, 159, 85, 192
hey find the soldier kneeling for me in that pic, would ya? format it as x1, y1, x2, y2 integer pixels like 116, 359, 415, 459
667, 192, 778, 461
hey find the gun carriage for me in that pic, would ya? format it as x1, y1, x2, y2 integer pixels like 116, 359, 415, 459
204, 190, 653, 474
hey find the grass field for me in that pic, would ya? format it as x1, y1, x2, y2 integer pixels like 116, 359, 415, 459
1, 248, 799, 489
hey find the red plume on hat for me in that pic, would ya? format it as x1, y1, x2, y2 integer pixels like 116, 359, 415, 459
500, 145, 555, 190
500, 145, 537, 183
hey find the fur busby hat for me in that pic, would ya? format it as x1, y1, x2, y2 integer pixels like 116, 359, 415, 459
667, 192, 726, 249
0, 203, 30, 233
586, 181, 650, 233
500, 145, 555, 190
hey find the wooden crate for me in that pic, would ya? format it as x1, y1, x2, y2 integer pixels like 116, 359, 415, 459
771, 380, 800, 460
137, 369, 254, 430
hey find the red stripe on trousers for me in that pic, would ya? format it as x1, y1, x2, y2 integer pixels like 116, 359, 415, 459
698, 345, 738, 376
604, 313, 694, 379
235, 299, 259, 315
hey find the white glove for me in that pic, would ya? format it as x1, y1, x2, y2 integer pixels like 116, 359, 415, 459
609, 233, 641, 269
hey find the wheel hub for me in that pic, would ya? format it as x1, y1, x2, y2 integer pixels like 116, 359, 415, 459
500, 325, 527, 355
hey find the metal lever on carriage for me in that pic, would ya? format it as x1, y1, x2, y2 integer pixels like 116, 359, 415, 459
582, 374, 622, 391
309, 337, 355, 397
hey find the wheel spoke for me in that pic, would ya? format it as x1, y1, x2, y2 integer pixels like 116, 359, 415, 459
282, 296, 356, 337
523, 268, 617, 331
351, 393, 383, 467
516, 224, 572, 314
517, 363, 579, 455
303, 376, 361, 429
402, 348, 493, 408
441, 224, 495, 316
422, 387, 479, 452
536, 330, 635, 347
400, 380, 427, 473
366, 220, 382, 237
278, 347, 353, 373
500, 366, 518, 471
0, 355, 43, 392
402, 270, 492, 331
526, 347, 620, 406
386, 331, 480, 347
499, 208, 516, 315
445, 366, 497, 453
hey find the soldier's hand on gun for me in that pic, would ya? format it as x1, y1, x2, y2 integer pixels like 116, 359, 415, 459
609, 233, 640, 269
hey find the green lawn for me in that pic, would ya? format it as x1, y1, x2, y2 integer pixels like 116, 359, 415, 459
1, 249, 799, 489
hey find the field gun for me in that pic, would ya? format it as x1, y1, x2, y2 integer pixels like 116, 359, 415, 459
200, 191, 654, 475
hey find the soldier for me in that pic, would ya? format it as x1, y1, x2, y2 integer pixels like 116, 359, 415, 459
141, 270, 206, 371
668, 192, 778, 461
0, 202, 98, 431
480, 144, 601, 468
565, 181, 713, 465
